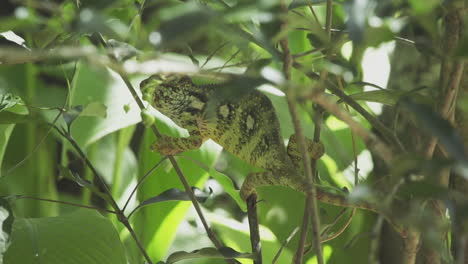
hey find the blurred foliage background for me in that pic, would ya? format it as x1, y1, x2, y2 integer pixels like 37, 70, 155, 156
1, 0, 468, 263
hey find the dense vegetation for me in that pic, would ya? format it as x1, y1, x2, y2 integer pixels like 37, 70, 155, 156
1, 0, 467, 263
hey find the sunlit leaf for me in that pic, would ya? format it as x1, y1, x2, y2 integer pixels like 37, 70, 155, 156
130, 187, 211, 217
163, 247, 253, 264
408, 0, 441, 15
179, 155, 246, 211
289, 0, 327, 10
80, 101, 107, 118
107, 39, 140, 61
3, 209, 126, 264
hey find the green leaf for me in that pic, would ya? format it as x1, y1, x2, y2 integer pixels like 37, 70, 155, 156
70, 61, 142, 147
178, 154, 247, 211
3, 209, 127, 264
400, 99, 467, 162
349, 90, 406, 106
107, 39, 140, 61
130, 187, 211, 217
409, 0, 441, 15
129, 110, 222, 261
164, 247, 253, 264
80, 101, 108, 118
289, 0, 327, 10
0, 94, 28, 177
157, 7, 217, 47
58, 166, 111, 203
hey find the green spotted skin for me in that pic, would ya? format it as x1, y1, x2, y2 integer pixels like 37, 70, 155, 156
141, 74, 324, 199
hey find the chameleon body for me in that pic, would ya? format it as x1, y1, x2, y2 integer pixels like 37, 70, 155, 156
140, 75, 324, 199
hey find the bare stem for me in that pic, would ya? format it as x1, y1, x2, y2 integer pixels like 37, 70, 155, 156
279, 3, 323, 263
18, 195, 117, 214
54, 125, 154, 264
247, 194, 262, 264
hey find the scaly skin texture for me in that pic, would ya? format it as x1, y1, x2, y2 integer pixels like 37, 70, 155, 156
140, 74, 325, 199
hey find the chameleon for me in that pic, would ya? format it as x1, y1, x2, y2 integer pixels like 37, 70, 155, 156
140, 74, 325, 200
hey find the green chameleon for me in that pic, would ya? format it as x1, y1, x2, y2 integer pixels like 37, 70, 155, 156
139, 75, 407, 234
140, 74, 325, 200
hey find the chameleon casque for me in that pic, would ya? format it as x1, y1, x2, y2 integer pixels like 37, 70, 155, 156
140, 74, 325, 200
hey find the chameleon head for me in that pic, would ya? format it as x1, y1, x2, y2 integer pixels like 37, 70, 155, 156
140, 74, 199, 124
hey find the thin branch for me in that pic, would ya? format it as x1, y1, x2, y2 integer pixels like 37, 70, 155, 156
279, 3, 323, 263
293, 62, 404, 153
122, 156, 168, 213
247, 194, 262, 264
201, 41, 229, 69
320, 208, 355, 243
54, 125, 153, 264
325, 0, 333, 37
17, 195, 117, 214
292, 47, 324, 59
272, 227, 299, 264
295, 195, 311, 263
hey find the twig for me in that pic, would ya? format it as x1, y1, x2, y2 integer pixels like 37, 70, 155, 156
17, 195, 117, 214
54, 125, 154, 264
201, 41, 229, 69
247, 194, 262, 264
320, 208, 348, 238
273, 227, 300, 264
293, 62, 404, 153
321, 209, 356, 243
279, 2, 323, 263
325, 0, 333, 37
295, 195, 311, 263
292, 48, 324, 59
122, 156, 168, 213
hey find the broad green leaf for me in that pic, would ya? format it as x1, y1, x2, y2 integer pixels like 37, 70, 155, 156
0, 94, 28, 178
349, 90, 403, 106
179, 154, 246, 211
163, 247, 253, 264
3, 209, 126, 264
289, 0, 327, 10
208, 167, 246, 211
70, 61, 142, 147
80, 101, 107, 118
129, 109, 222, 262
129, 187, 211, 217
409, 0, 441, 15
